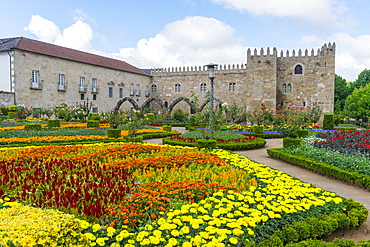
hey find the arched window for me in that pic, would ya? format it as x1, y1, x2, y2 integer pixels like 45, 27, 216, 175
287, 84, 292, 93
282, 84, 287, 93
151, 84, 157, 93
200, 83, 207, 92
175, 83, 181, 92
229, 82, 236, 91
294, 64, 303, 74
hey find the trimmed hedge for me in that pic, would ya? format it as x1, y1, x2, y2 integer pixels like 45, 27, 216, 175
162, 136, 266, 151
323, 114, 335, 130
24, 123, 42, 131
124, 135, 143, 143
47, 119, 61, 128
86, 120, 100, 128
245, 198, 368, 246
267, 148, 370, 189
162, 125, 172, 132
196, 139, 217, 149
107, 128, 122, 138
283, 137, 303, 148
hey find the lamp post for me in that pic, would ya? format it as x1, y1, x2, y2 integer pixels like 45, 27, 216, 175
205, 63, 218, 133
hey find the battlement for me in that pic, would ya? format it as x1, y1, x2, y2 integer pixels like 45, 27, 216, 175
149, 63, 247, 75
248, 42, 335, 60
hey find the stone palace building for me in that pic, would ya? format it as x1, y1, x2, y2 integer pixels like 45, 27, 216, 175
0, 37, 335, 116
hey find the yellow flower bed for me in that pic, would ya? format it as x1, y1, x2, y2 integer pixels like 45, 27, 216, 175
0, 205, 90, 246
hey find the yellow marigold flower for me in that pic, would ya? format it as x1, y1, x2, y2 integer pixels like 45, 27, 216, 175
168, 238, 178, 246
111, 243, 120, 247
144, 225, 153, 231
153, 230, 162, 237
92, 224, 101, 232
229, 237, 238, 245
171, 230, 180, 237
96, 238, 106, 246
182, 242, 192, 247
84, 232, 96, 241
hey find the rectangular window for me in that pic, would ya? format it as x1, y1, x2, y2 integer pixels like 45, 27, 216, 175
109, 87, 113, 98
136, 84, 140, 96
92, 78, 98, 93
32, 70, 39, 86
130, 84, 134, 95
58, 74, 65, 90
93, 94, 97, 100
80, 93, 85, 100
92, 107, 98, 113
119, 88, 123, 98
79, 77, 86, 91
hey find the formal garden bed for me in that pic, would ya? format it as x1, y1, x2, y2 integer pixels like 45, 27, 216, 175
163, 131, 266, 150
267, 129, 370, 189
0, 142, 368, 246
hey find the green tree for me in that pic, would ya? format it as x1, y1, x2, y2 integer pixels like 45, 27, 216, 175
350, 69, 370, 91
344, 83, 370, 120
334, 74, 351, 112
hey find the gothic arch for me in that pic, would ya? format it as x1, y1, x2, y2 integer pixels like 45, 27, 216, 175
168, 97, 196, 114
199, 98, 229, 115
114, 97, 140, 111
141, 97, 165, 112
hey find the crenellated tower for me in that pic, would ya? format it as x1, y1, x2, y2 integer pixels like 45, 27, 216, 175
148, 43, 335, 120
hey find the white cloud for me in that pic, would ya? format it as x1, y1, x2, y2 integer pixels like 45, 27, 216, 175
24, 15, 61, 43
301, 33, 370, 81
209, 0, 351, 27
114, 16, 246, 68
24, 15, 94, 52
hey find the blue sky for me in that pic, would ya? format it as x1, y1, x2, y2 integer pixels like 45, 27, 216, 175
1, 0, 369, 81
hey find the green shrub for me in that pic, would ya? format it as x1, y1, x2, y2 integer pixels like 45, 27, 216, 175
7, 112, 16, 119
144, 113, 155, 124
323, 114, 335, 130
125, 135, 143, 143
107, 128, 122, 138
24, 123, 42, 131
252, 125, 265, 134
283, 137, 302, 148
297, 129, 309, 138
47, 119, 61, 128
163, 125, 172, 132
86, 120, 100, 128
196, 139, 217, 149
88, 112, 100, 121
171, 109, 189, 122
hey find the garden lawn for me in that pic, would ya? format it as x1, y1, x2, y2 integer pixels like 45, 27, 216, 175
0, 142, 352, 246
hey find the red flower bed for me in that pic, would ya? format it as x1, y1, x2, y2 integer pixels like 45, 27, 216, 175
0, 158, 134, 219
314, 129, 370, 155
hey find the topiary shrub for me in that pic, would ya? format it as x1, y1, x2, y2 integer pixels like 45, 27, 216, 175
196, 139, 217, 149
24, 123, 42, 131
88, 113, 100, 121
253, 125, 265, 134
323, 114, 335, 130
283, 137, 302, 148
107, 128, 122, 138
86, 120, 100, 128
47, 119, 61, 128
163, 125, 172, 132
7, 105, 16, 119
